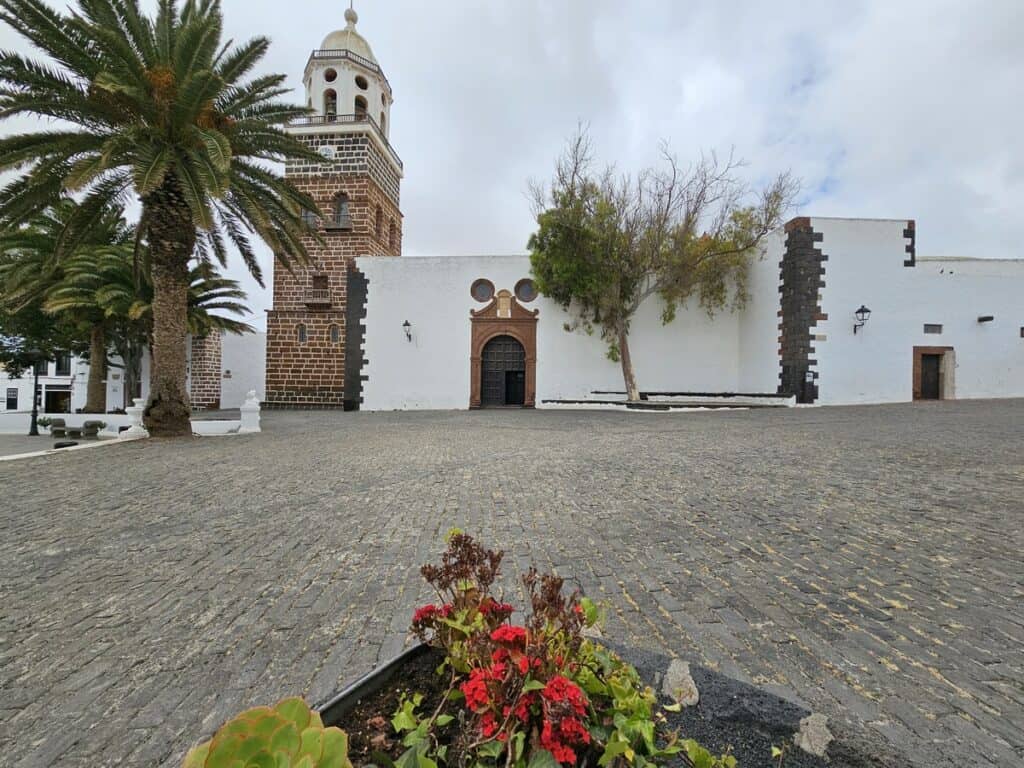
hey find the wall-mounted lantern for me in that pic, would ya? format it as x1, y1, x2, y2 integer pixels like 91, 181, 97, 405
853, 305, 871, 334
402, 320, 412, 342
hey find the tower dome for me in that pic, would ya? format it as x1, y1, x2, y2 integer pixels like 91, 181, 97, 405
320, 6, 377, 64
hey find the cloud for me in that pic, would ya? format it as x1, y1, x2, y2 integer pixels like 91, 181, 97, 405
1, 0, 1020, 329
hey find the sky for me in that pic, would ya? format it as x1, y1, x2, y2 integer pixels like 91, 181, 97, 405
2, 0, 1022, 330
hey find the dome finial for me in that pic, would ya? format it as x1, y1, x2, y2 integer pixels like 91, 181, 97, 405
344, 1, 357, 28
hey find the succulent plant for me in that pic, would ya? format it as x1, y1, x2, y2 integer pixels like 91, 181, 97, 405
183, 697, 352, 768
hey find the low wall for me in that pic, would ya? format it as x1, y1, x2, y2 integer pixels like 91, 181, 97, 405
0, 411, 244, 436
0, 412, 134, 436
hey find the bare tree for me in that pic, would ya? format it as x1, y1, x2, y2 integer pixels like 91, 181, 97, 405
529, 131, 798, 401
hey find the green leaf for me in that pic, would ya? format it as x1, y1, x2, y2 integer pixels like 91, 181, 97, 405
196, 127, 232, 171
598, 739, 632, 767
477, 740, 504, 759
580, 596, 600, 626
663, 702, 682, 713
526, 749, 559, 768
133, 145, 172, 196
522, 679, 546, 692
274, 697, 311, 731
435, 714, 454, 726
771, 746, 782, 758
395, 745, 421, 768
319, 729, 350, 768
392, 709, 417, 733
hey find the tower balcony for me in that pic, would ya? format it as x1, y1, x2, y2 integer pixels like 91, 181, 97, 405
305, 288, 333, 307
323, 211, 353, 231
288, 112, 403, 172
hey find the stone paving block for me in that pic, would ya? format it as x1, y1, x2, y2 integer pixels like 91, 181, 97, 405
0, 401, 1022, 767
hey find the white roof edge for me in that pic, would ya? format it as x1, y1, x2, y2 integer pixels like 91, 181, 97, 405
919, 256, 1024, 263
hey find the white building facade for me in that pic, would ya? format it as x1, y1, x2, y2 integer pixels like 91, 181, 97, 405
353, 218, 1023, 411
0, 331, 265, 420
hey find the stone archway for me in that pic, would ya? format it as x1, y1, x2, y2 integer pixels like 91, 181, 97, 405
470, 290, 538, 409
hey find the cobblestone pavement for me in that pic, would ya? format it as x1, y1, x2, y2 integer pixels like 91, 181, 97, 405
0, 435, 60, 458
1, 401, 1022, 767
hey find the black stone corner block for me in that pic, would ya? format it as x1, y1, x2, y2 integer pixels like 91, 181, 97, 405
903, 222, 917, 267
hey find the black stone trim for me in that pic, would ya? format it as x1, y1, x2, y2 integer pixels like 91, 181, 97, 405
778, 219, 827, 404
344, 264, 369, 411
903, 220, 916, 267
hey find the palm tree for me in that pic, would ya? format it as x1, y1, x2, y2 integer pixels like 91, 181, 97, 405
48, 249, 255, 410
0, 200, 131, 412
0, 0, 317, 435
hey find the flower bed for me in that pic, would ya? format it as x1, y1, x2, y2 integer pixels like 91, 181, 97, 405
181, 534, 895, 768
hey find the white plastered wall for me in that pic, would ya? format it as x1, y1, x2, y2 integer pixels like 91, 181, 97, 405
221, 332, 268, 408
812, 218, 1024, 404
358, 255, 754, 411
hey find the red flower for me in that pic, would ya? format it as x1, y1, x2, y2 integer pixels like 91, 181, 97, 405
492, 647, 510, 663
412, 604, 437, 623
541, 676, 587, 716
559, 717, 591, 744
480, 711, 498, 738
517, 656, 530, 675
541, 720, 579, 765
461, 668, 490, 711
513, 693, 535, 721
490, 625, 527, 646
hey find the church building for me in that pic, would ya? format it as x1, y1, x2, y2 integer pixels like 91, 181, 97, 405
263, 11, 1024, 412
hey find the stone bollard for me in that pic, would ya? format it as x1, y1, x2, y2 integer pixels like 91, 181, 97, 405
239, 390, 261, 434
120, 397, 150, 439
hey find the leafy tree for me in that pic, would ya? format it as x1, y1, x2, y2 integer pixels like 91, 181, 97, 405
0, 0, 317, 435
0, 200, 131, 411
529, 133, 798, 401
0, 300, 80, 377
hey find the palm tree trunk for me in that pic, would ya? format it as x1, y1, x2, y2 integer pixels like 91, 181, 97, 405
618, 327, 641, 402
142, 181, 196, 437
84, 325, 107, 413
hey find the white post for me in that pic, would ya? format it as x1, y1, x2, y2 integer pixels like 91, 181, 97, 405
120, 397, 150, 439
239, 390, 262, 434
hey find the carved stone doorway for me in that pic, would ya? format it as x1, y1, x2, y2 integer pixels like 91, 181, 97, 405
470, 289, 538, 409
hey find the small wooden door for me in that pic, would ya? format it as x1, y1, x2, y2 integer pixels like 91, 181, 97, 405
920, 354, 942, 400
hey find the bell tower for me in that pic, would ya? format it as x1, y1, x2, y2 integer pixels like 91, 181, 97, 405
265, 4, 403, 409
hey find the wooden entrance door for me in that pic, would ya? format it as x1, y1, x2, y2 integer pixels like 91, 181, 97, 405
481, 335, 526, 407
912, 346, 953, 401
920, 354, 941, 400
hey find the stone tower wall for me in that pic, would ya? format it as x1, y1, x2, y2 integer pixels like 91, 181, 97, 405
189, 333, 223, 410
264, 129, 402, 409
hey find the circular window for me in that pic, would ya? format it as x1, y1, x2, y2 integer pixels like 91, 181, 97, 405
470, 279, 495, 303
515, 278, 537, 303
355, 75, 368, 90
324, 68, 337, 83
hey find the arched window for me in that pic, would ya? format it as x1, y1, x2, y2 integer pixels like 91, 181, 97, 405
380, 112, 386, 134
330, 324, 341, 344
375, 206, 383, 238
327, 193, 351, 229
388, 219, 397, 251
297, 324, 308, 343
354, 95, 367, 117
324, 89, 337, 120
